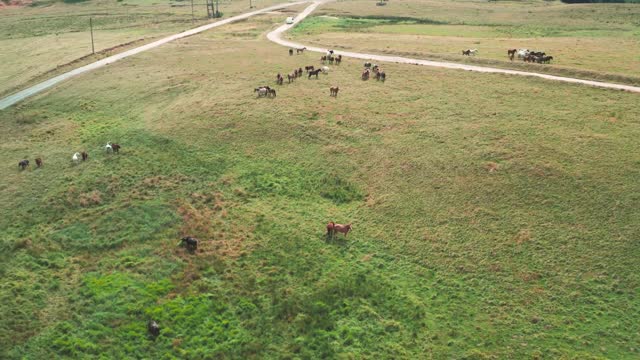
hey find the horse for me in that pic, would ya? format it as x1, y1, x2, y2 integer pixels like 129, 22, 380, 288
330, 86, 339, 97
321, 66, 329, 74
81, 151, 88, 161
298, 68, 303, 76
335, 55, 342, 65
321, 55, 327, 63
289, 49, 293, 56
35, 158, 43, 168
268, 88, 277, 97
507, 49, 517, 61
287, 73, 295, 83
361, 69, 370, 80
308, 68, 322, 79
517, 49, 529, 59
327, 222, 352, 238
296, 47, 306, 54
328, 56, 334, 64
541, 55, 553, 64
376, 71, 386, 81
255, 87, 268, 97
364, 62, 372, 68
105, 142, 113, 153
112, 144, 121, 153
462, 49, 477, 56
148, 320, 160, 337
72, 152, 81, 163
18, 159, 29, 170
276, 73, 284, 85
305, 65, 315, 73
180, 236, 198, 252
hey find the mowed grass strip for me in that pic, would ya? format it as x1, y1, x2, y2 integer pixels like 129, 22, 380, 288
1, 13, 639, 359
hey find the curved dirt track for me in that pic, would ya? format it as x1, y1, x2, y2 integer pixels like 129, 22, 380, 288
267, 0, 640, 94
0, 1, 305, 110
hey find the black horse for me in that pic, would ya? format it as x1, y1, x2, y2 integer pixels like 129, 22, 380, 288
148, 320, 160, 337
18, 160, 29, 170
180, 236, 198, 252
308, 68, 322, 79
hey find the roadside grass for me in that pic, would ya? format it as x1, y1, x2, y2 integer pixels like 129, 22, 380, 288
1, 13, 639, 359
0, 0, 301, 96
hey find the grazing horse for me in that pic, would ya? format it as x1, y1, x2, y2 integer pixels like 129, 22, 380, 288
361, 69, 370, 80
330, 86, 339, 97
507, 49, 517, 61
327, 222, 352, 238
18, 159, 29, 170
308, 68, 322, 79
296, 47, 306, 54
335, 55, 342, 65
180, 236, 198, 252
305, 65, 314, 73
35, 158, 43, 168
255, 87, 268, 97
72, 152, 81, 163
111, 144, 121, 153
81, 151, 88, 161
289, 49, 293, 56
376, 71, 386, 81
148, 321, 160, 337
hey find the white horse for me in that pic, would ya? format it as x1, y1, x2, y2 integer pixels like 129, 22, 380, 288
105, 142, 113, 152
322, 66, 330, 74
254, 87, 268, 97
469, 49, 478, 56
72, 152, 81, 163
517, 49, 529, 59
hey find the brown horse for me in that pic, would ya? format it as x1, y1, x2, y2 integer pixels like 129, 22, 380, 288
327, 221, 351, 238
361, 69, 370, 80
276, 73, 284, 85
330, 86, 339, 97
335, 55, 342, 65
296, 47, 306, 54
308, 68, 322, 79
112, 144, 121, 153
289, 49, 293, 56
320, 55, 327, 63
268, 88, 277, 97
305, 65, 315, 73
288, 73, 295, 83
35, 158, 43, 168
507, 49, 516, 61
81, 151, 89, 161
376, 71, 386, 81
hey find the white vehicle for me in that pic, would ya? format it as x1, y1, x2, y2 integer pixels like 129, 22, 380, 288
286, 17, 294, 24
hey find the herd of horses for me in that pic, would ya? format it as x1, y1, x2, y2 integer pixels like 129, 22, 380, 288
508, 48, 553, 63
17, 142, 121, 170
462, 48, 554, 64
362, 62, 386, 81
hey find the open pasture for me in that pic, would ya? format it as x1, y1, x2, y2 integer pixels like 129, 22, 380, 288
290, 0, 640, 83
1, 7, 640, 360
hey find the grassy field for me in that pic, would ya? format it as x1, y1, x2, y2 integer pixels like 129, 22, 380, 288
289, 0, 640, 84
1, 9, 639, 358
0, 0, 300, 97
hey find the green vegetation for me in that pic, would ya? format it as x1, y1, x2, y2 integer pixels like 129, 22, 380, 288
1, 3, 639, 360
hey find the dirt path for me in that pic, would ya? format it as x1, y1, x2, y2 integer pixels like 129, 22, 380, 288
0, 1, 305, 110
267, 0, 640, 94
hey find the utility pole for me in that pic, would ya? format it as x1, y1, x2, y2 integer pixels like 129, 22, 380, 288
249, 0, 253, 8
90, 17, 95, 54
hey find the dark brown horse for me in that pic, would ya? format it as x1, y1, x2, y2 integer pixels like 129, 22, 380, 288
296, 47, 306, 54
330, 86, 339, 97
81, 151, 89, 161
335, 55, 342, 65
507, 49, 516, 61
361, 69, 370, 80
376, 71, 386, 81
305, 65, 315, 72
308, 68, 322, 79
35, 158, 43, 168
276, 73, 284, 85
112, 144, 121, 153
